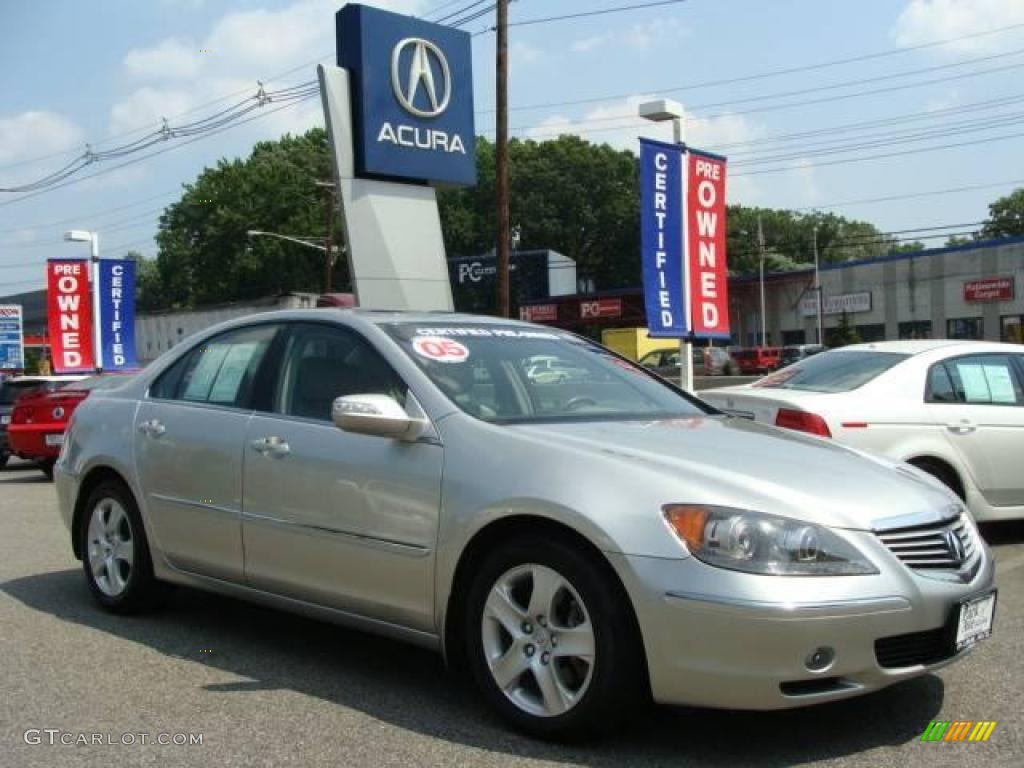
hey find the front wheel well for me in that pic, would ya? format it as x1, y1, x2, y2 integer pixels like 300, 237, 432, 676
443, 514, 649, 694
907, 455, 966, 501
71, 466, 133, 560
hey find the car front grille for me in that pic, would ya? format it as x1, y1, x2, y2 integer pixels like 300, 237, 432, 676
875, 512, 975, 570
875, 626, 951, 669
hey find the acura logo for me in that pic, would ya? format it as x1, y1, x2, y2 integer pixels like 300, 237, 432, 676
943, 529, 966, 563
391, 38, 451, 118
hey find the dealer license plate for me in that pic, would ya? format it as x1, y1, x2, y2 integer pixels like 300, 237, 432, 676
44, 433, 64, 447
955, 591, 996, 651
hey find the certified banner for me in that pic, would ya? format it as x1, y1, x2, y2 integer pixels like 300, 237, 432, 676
46, 259, 95, 373
0, 304, 25, 370
640, 138, 688, 337
98, 259, 138, 370
686, 149, 731, 339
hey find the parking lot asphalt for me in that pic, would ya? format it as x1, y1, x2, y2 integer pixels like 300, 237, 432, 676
1, 457, 1022, 768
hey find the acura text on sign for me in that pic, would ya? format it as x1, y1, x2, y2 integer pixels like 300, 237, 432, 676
687, 150, 730, 339
47, 259, 94, 373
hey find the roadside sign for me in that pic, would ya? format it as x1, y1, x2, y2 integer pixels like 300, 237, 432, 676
0, 304, 25, 370
46, 259, 95, 373
98, 259, 138, 370
337, 4, 477, 186
640, 139, 731, 340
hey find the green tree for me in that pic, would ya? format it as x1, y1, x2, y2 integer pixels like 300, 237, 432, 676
438, 136, 640, 289
828, 311, 862, 348
152, 128, 342, 309
980, 188, 1024, 239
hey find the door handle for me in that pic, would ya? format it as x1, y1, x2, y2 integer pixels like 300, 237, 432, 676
250, 436, 290, 458
138, 419, 165, 437
947, 419, 976, 435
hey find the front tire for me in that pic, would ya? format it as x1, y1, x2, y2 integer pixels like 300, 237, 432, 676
463, 535, 645, 738
80, 480, 166, 613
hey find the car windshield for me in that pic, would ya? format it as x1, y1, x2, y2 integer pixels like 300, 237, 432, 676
0, 380, 45, 405
382, 322, 712, 424
753, 350, 910, 392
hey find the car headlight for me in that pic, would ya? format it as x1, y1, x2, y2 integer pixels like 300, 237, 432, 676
663, 505, 878, 576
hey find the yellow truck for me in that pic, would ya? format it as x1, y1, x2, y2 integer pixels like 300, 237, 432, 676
600, 327, 679, 362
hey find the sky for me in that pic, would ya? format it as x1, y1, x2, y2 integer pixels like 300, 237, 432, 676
2, 0, 1024, 295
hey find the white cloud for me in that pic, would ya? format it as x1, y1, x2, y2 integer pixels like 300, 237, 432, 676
570, 18, 687, 54
893, 0, 1024, 53
110, 0, 423, 136
571, 34, 612, 53
0, 111, 82, 169
511, 41, 543, 64
124, 38, 203, 80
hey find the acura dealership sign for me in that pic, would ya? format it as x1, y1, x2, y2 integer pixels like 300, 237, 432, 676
337, 4, 476, 186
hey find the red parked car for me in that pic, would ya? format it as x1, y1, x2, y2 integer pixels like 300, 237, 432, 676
7, 374, 134, 478
732, 346, 783, 374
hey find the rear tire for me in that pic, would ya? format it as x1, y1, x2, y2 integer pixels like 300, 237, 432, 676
463, 534, 646, 739
0, 452, 8, 470
79, 480, 168, 614
39, 460, 54, 481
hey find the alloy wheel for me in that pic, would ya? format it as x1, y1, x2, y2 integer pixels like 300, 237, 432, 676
86, 498, 134, 597
481, 563, 596, 718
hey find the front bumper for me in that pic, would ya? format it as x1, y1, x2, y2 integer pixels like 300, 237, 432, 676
610, 529, 995, 710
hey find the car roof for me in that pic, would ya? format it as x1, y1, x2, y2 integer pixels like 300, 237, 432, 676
834, 339, 1020, 355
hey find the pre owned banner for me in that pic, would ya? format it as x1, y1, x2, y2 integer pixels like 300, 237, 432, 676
640, 138, 688, 337
46, 259, 95, 373
98, 259, 137, 370
686, 149, 730, 339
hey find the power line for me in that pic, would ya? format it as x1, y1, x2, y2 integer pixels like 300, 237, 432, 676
477, 21, 1024, 114
475, 0, 688, 34
797, 178, 1024, 211
507, 49, 1024, 137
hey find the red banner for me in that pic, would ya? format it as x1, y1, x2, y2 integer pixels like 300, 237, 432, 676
579, 298, 622, 320
46, 259, 95, 373
964, 277, 1014, 303
687, 151, 730, 338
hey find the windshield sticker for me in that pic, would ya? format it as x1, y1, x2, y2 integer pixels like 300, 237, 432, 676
412, 336, 470, 363
412, 327, 561, 340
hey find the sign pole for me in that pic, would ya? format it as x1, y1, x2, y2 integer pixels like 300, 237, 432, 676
495, 0, 510, 318
90, 234, 103, 373
673, 117, 694, 391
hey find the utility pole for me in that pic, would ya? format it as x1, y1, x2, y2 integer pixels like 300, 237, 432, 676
757, 216, 767, 347
315, 179, 338, 294
813, 227, 823, 345
495, 0, 511, 318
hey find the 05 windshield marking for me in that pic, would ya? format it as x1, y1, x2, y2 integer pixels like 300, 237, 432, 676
383, 323, 710, 424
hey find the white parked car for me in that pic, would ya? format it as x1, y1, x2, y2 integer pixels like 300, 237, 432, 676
702, 340, 1024, 523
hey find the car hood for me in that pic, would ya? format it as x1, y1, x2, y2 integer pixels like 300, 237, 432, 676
509, 415, 956, 531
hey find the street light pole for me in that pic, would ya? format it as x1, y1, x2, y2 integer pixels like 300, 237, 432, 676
813, 226, 823, 345
638, 98, 693, 391
64, 229, 102, 372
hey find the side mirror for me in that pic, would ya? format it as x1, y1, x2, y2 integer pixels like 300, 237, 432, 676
331, 394, 426, 441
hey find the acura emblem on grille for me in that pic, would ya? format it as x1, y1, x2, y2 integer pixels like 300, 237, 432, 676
943, 529, 966, 563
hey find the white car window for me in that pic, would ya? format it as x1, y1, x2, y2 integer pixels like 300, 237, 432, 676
941, 355, 1024, 406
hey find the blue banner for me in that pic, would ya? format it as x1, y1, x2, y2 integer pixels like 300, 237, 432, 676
98, 259, 137, 371
640, 138, 688, 337
0, 305, 24, 370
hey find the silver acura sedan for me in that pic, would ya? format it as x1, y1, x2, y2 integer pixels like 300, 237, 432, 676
55, 310, 996, 737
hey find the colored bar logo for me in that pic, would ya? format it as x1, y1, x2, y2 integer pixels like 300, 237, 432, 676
920, 721, 996, 742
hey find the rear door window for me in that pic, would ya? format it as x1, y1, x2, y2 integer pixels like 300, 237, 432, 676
935, 355, 1024, 406
753, 350, 910, 392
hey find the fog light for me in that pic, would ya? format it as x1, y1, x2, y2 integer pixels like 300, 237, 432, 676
805, 646, 835, 672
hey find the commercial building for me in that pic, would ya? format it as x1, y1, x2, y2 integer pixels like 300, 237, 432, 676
730, 236, 1024, 346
